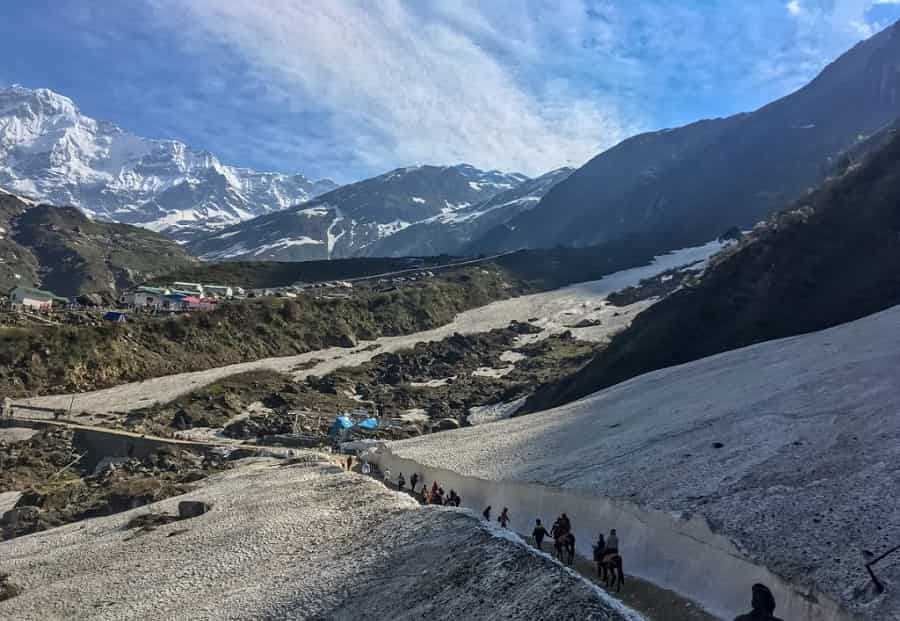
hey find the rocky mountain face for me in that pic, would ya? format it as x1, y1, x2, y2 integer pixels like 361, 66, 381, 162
0, 188, 196, 298
0, 85, 337, 241
471, 20, 900, 257
188, 164, 540, 261
523, 121, 900, 413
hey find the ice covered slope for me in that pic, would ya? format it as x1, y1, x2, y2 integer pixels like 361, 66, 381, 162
374, 303, 900, 620
0, 459, 640, 621
0, 85, 337, 240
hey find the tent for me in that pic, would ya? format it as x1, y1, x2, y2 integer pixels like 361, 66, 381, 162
103, 311, 128, 323
356, 418, 379, 430
328, 415, 354, 438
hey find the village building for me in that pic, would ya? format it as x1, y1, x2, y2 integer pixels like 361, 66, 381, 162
121, 286, 171, 309
203, 285, 233, 298
172, 281, 204, 296
9, 286, 68, 310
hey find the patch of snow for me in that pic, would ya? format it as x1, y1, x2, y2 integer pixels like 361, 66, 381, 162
471, 365, 515, 378
499, 350, 527, 364
409, 376, 456, 388
411, 196, 426, 204
467, 396, 528, 426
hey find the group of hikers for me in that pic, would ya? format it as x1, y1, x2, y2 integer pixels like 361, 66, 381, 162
386, 468, 463, 507
354, 459, 785, 619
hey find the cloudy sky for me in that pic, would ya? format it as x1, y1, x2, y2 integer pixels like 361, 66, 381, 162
2, 0, 899, 182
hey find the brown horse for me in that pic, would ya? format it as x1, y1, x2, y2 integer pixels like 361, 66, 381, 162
600, 552, 625, 592
554, 532, 576, 565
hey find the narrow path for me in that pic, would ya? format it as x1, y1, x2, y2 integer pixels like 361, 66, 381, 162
354, 465, 718, 621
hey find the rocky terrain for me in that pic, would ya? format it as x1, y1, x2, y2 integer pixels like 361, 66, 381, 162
15, 241, 721, 422
525, 118, 900, 413
0, 458, 641, 620
0, 85, 337, 240
124, 322, 598, 442
0, 426, 226, 541
0, 191, 195, 298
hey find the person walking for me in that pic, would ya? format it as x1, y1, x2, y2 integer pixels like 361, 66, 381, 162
532, 519, 551, 550
483, 505, 492, 521
383, 467, 391, 484
734, 584, 785, 621
410, 472, 419, 492
346, 455, 353, 471
593, 533, 606, 578
498, 507, 511, 528
361, 461, 371, 475
398, 473, 405, 490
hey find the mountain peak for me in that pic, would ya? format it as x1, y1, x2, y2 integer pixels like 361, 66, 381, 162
0, 85, 337, 241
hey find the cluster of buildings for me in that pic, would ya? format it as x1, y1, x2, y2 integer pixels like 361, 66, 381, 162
119, 282, 244, 311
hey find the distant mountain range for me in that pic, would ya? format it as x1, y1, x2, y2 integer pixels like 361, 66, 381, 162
0, 188, 195, 298
0, 85, 337, 241
187, 164, 563, 261
470, 20, 900, 257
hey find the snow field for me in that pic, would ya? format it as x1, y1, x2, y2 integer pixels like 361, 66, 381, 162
370, 302, 900, 620
0, 458, 641, 621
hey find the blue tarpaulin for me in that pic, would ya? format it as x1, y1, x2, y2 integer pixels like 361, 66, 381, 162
356, 417, 379, 430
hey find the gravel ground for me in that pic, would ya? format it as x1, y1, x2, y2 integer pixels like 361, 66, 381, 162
0, 458, 642, 621
15, 241, 722, 423
379, 303, 900, 620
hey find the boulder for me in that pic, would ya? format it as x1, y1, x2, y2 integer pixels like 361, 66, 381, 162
433, 418, 461, 431
178, 500, 209, 519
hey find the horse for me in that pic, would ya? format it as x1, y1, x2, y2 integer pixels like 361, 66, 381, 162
554, 532, 576, 565
600, 552, 625, 592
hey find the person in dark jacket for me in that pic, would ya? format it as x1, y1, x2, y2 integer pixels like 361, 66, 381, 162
483, 506, 492, 521
734, 584, 784, 621
532, 519, 551, 550
410, 472, 419, 492
498, 507, 511, 528
397, 473, 405, 490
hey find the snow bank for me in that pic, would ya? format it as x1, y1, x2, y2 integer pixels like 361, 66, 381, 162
0, 459, 640, 621
372, 303, 900, 620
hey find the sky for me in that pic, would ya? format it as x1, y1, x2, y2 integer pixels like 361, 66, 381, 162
2, 1, 900, 183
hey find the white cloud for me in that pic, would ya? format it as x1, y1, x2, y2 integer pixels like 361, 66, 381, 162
786, 0, 803, 16
145, 0, 638, 177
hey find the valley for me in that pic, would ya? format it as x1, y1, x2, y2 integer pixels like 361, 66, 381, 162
4, 11, 900, 621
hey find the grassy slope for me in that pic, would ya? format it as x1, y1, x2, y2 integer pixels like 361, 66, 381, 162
10, 204, 196, 298
523, 127, 900, 413
0, 269, 514, 396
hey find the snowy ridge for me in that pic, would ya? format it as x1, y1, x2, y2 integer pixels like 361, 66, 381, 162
190, 163, 541, 261
0, 85, 337, 240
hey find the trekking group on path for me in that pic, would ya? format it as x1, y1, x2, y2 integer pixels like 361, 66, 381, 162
355, 459, 785, 620
390, 469, 462, 507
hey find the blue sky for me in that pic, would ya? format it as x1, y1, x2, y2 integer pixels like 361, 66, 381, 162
2, 1, 899, 183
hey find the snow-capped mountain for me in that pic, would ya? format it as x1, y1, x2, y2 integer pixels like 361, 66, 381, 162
0, 85, 337, 241
360, 167, 574, 258
189, 164, 539, 261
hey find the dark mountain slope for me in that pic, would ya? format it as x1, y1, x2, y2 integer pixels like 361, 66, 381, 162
0, 190, 196, 298
474, 20, 900, 255
523, 124, 900, 413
